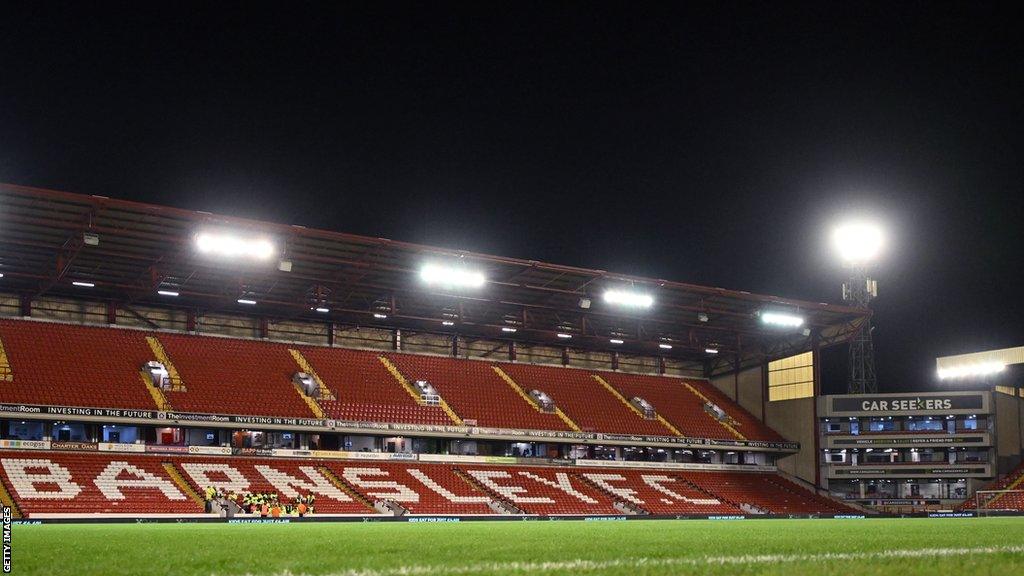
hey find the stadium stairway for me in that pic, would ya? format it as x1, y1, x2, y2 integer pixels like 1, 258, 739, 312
0, 473, 23, 518
161, 462, 205, 505
378, 356, 463, 425
0, 333, 12, 382
451, 467, 524, 514
0, 451, 859, 518
591, 374, 682, 437
0, 320, 164, 411
491, 365, 581, 431
316, 466, 380, 513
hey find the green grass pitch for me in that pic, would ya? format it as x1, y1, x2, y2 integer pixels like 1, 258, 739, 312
10, 517, 1024, 575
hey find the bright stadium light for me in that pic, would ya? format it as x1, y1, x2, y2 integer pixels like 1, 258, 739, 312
501, 327, 517, 333
761, 311, 805, 328
373, 313, 388, 319
195, 232, 275, 260
420, 263, 486, 288
937, 362, 1006, 380
603, 289, 654, 308
441, 320, 455, 326
609, 338, 624, 345
557, 333, 572, 339
705, 347, 719, 354
658, 343, 673, 350
157, 290, 179, 297
833, 221, 884, 264
237, 298, 257, 305
72, 281, 95, 288
313, 307, 330, 313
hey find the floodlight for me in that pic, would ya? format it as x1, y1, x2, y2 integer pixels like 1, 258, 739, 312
313, 307, 330, 313
609, 338, 624, 344
705, 348, 719, 354
833, 221, 884, 264
237, 298, 257, 305
658, 343, 673, 350
195, 232, 275, 260
441, 320, 455, 326
0, 273, 4, 278
761, 311, 805, 328
72, 281, 95, 288
603, 290, 653, 308
937, 362, 1005, 380
157, 290, 179, 297
556, 333, 572, 339
501, 327, 517, 333
420, 264, 486, 288
373, 313, 388, 319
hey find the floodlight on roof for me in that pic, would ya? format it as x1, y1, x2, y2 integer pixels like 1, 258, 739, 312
195, 232, 275, 260
705, 348, 719, 354
833, 221, 884, 264
937, 362, 1005, 380
157, 290, 179, 297
419, 263, 486, 288
441, 320, 455, 326
72, 281, 95, 288
501, 327, 518, 333
658, 343, 673, 350
556, 333, 573, 339
761, 311, 805, 328
373, 313, 388, 319
609, 338, 624, 344
313, 307, 330, 313
603, 289, 653, 308
237, 298, 257, 305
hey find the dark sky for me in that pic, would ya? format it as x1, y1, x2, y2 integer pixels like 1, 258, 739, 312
1, 3, 1022, 393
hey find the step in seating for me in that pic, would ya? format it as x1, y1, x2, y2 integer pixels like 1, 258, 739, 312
158, 334, 315, 418
687, 380, 785, 441
0, 451, 200, 515
386, 355, 572, 431
0, 320, 159, 410
0, 450, 852, 517
599, 372, 731, 439
496, 363, 669, 436
297, 347, 452, 426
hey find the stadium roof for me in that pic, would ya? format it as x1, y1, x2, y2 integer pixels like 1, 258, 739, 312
0, 182, 869, 374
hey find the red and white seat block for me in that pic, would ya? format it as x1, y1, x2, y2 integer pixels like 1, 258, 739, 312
0, 451, 853, 517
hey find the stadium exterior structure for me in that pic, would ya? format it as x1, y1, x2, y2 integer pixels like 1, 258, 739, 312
0, 182, 1015, 519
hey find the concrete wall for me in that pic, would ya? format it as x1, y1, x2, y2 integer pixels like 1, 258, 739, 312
994, 390, 1023, 474
765, 396, 817, 483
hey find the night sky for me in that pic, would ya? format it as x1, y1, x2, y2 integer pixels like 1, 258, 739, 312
1, 3, 1022, 393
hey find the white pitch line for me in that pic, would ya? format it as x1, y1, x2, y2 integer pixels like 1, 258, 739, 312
247, 545, 1024, 576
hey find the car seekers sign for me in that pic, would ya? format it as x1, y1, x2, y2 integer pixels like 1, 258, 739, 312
0, 402, 799, 451
824, 392, 988, 416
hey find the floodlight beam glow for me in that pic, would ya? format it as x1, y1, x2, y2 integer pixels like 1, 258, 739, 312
937, 362, 1006, 380
603, 290, 654, 308
761, 312, 805, 327
419, 264, 486, 288
833, 221, 884, 264
195, 232, 275, 260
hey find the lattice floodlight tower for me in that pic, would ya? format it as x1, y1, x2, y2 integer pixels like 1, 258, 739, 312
834, 222, 883, 395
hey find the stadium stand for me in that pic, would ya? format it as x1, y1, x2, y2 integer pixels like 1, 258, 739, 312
0, 318, 792, 443
385, 354, 573, 431
958, 461, 1024, 511
685, 379, 786, 441
597, 372, 738, 440
0, 451, 851, 517
496, 362, 674, 436
0, 320, 160, 411
680, 471, 850, 514
0, 452, 201, 515
297, 346, 453, 426
156, 333, 316, 418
